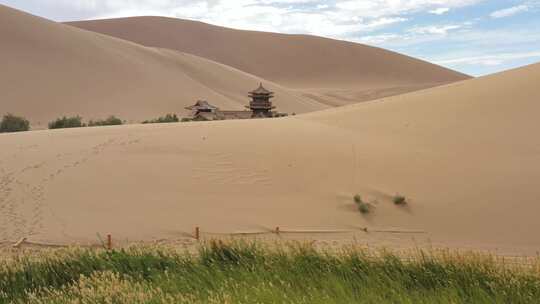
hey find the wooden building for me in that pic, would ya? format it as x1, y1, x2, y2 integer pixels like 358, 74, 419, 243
184, 84, 286, 121
185, 100, 218, 115
247, 83, 276, 118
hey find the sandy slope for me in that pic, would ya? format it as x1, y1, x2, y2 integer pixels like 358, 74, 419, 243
1, 62, 539, 255
69, 17, 470, 106
0, 5, 325, 128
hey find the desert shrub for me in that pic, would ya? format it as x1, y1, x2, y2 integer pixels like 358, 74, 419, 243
48, 116, 85, 129
353, 194, 371, 214
393, 195, 407, 206
0, 114, 30, 133
142, 114, 179, 124
88, 116, 123, 127
181, 118, 193, 122
358, 202, 370, 214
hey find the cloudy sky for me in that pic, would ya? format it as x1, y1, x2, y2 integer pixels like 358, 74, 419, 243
2, 0, 539, 76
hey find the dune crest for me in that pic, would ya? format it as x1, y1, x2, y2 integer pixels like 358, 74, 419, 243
69, 16, 471, 106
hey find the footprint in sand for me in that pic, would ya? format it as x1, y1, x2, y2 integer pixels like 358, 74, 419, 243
0, 135, 137, 240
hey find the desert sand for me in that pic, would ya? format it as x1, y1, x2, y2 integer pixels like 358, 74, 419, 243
0, 5, 326, 128
70, 16, 470, 106
1, 59, 539, 255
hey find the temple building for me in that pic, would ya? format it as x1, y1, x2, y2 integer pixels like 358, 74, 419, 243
185, 100, 218, 118
247, 83, 276, 118
184, 84, 286, 121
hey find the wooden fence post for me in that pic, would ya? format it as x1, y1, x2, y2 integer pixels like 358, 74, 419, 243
195, 227, 200, 240
107, 234, 112, 250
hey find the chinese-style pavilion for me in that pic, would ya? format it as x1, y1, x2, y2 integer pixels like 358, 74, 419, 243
247, 83, 276, 118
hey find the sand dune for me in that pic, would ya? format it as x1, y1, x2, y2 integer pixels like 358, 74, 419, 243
69, 16, 470, 106
0, 5, 325, 128
1, 62, 539, 255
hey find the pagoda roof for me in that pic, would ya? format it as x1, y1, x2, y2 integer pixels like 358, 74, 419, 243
185, 100, 219, 110
249, 83, 274, 95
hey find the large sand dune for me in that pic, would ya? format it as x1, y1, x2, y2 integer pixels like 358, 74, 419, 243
69, 17, 470, 106
0, 5, 325, 128
1, 62, 539, 255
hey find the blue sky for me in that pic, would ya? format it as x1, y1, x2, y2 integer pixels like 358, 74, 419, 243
2, 0, 540, 76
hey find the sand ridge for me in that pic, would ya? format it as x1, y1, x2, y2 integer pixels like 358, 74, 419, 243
69, 16, 470, 106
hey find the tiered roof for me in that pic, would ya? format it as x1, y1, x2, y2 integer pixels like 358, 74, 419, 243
185, 100, 219, 111
248, 83, 274, 97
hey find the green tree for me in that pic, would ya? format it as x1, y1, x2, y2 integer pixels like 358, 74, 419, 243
0, 114, 30, 133
142, 114, 179, 124
88, 116, 123, 127
48, 116, 85, 129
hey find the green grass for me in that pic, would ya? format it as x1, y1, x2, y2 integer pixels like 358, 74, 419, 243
1, 242, 539, 303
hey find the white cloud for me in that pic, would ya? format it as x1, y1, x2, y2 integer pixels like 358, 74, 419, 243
490, 4, 528, 18
334, 0, 480, 18
358, 33, 402, 44
434, 51, 540, 66
173, 1, 481, 39
71, 0, 466, 39
429, 7, 450, 15
1, 0, 485, 39
408, 24, 463, 35
365, 17, 408, 28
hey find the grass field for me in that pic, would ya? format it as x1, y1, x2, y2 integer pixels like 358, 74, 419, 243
1, 241, 539, 303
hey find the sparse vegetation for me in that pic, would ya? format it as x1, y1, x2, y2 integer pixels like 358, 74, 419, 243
0, 114, 30, 133
393, 194, 408, 206
1, 242, 539, 303
358, 202, 370, 214
353, 194, 371, 214
142, 114, 179, 124
88, 116, 123, 127
48, 116, 85, 129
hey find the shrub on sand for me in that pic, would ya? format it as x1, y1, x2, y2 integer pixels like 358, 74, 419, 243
48, 116, 85, 129
88, 116, 123, 127
142, 114, 179, 124
353, 194, 371, 214
393, 195, 407, 206
0, 114, 30, 133
358, 202, 371, 214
